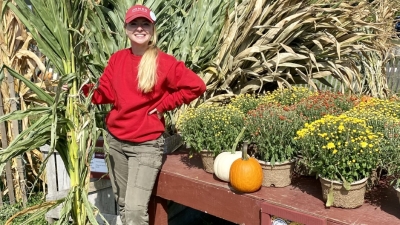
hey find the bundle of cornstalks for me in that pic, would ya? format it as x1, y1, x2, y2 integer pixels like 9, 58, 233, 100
0, 0, 49, 205
202, 0, 388, 102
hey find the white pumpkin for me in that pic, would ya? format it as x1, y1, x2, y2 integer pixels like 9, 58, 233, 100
213, 151, 242, 182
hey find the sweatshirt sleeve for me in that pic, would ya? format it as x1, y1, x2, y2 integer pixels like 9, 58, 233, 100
156, 61, 206, 112
82, 57, 115, 104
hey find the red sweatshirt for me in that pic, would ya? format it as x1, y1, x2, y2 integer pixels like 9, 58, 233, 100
83, 48, 206, 142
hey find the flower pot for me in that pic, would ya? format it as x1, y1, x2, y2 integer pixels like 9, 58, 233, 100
319, 176, 368, 209
199, 150, 215, 173
396, 187, 400, 205
258, 160, 295, 187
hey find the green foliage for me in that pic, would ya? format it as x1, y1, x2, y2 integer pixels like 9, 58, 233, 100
228, 94, 261, 114
155, 0, 230, 72
177, 104, 245, 156
295, 114, 384, 183
380, 121, 400, 188
0, 193, 47, 225
345, 97, 400, 187
259, 87, 316, 106
295, 91, 357, 123
245, 103, 305, 165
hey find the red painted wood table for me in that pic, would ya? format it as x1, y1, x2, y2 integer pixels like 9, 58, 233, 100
148, 150, 400, 225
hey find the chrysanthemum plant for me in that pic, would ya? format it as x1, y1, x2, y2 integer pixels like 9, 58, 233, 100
245, 103, 305, 166
344, 97, 400, 186
177, 104, 245, 157
295, 114, 384, 186
228, 93, 261, 114
295, 91, 357, 123
380, 121, 400, 189
259, 87, 317, 106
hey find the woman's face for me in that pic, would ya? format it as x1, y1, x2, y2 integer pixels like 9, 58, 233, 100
125, 18, 154, 46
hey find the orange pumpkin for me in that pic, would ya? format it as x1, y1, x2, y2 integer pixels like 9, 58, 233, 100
229, 141, 263, 193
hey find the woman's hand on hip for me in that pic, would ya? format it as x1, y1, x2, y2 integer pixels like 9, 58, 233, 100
148, 108, 163, 119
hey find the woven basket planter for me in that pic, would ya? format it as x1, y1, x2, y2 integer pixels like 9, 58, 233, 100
199, 150, 215, 174
319, 176, 368, 209
258, 160, 295, 187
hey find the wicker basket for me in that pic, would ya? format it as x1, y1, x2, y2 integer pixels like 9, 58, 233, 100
319, 176, 368, 209
258, 160, 295, 187
199, 150, 215, 173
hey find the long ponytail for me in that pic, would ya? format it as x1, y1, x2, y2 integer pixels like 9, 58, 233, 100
137, 29, 158, 93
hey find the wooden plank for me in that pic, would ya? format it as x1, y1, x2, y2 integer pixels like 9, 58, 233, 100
148, 195, 168, 225
41, 145, 57, 195
88, 180, 116, 215
326, 220, 348, 225
154, 171, 262, 225
0, 91, 15, 204
46, 179, 112, 200
261, 211, 271, 225
5, 69, 27, 206
55, 153, 70, 191
156, 152, 400, 225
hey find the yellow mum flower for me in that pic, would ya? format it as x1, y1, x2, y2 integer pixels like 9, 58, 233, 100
333, 149, 338, 154
327, 142, 335, 149
360, 142, 368, 148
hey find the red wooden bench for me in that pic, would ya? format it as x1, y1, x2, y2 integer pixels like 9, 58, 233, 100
149, 151, 400, 225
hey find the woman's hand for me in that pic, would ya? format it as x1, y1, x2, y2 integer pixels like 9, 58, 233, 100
148, 108, 163, 119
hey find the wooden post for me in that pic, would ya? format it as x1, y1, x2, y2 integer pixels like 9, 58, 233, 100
0, 90, 16, 205
5, 69, 27, 206
148, 195, 168, 225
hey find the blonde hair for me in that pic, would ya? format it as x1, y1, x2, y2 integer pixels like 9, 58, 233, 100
137, 28, 158, 93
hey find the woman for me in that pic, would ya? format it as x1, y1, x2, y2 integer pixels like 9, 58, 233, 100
83, 4, 206, 225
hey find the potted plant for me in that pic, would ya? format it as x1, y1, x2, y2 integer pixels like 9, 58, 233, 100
177, 104, 245, 173
379, 121, 400, 204
295, 114, 384, 208
245, 103, 305, 187
294, 91, 357, 175
343, 97, 400, 185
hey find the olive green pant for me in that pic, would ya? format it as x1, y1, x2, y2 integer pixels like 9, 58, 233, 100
106, 132, 164, 225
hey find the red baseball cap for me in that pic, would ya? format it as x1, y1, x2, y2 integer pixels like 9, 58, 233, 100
125, 5, 157, 24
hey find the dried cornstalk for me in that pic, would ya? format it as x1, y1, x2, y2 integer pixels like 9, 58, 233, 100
0, 0, 47, 204
201, 0, 386, 102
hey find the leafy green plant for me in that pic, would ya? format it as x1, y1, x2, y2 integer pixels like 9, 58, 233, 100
349, 97, 400, 119
245, 103, 305, 165
381, 121, 400, 189
177, 104, 245, 156
228, 94, 261, 114
259, 87, 316, 106
295, 114, 384, 183
343, 98, 400, 187
295, 91, 357, 123
0, 193, 47, 224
